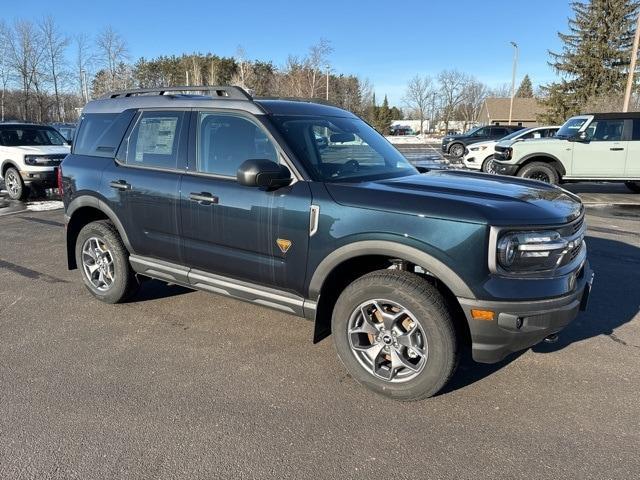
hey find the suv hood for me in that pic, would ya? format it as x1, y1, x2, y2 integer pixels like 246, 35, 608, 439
325, 170, 582, 226
495, 137, 561, 149
10, 145, 70, 155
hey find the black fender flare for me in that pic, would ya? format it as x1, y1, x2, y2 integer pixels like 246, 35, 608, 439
66, 195, 135, 254
307, 240, 474, 300
517, 153, 566, 176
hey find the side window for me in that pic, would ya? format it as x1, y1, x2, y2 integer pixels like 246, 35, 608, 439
632, 119, 640, 141
197, 113, 278, 177
589, 119, 624, 142
126, 111, 184, 169
75, 111, 136, 157
492, 127, 508, 137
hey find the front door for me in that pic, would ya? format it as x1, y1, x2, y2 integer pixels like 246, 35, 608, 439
180, 111, 311, 294
102, 109, 188, 264
571, 118, 627, 178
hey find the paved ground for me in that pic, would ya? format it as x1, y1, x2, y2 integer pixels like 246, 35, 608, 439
0, 201, 638, 478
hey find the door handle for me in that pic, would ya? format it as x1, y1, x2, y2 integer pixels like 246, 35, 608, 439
189, 192, 219, 205
109, 180, 131, 190
609, 147, 624, 151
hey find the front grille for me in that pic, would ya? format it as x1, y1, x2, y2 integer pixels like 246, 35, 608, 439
557, 213, 586, 267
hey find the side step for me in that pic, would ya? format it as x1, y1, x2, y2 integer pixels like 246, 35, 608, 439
129, 255, 316, 319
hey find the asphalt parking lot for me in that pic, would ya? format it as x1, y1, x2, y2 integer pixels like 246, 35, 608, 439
0, 189, 639, 479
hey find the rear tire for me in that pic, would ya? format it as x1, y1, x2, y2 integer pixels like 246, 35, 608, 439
75, 220, 139, 304
625, 181, 640, 193
4, 167, 27, 200
517, 162, 559, 184
332, 270, 458, 401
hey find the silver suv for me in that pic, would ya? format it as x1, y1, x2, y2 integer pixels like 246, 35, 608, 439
492, 113, 640, 192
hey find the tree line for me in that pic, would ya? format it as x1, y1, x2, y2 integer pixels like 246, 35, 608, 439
0, 19, 380, 128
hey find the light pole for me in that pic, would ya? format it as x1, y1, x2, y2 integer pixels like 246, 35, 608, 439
623, 12, 640, 112
508, 41, 519, 125
325, 64, 330, 101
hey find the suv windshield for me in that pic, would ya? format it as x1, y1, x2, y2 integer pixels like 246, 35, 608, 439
556, 117, 589, 138
271, 115, 417, 182
463, 126, 482, 136
0, 126, 67, 146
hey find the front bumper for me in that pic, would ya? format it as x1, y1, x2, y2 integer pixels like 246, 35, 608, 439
458, 260, 594, 363
493, 162, 519, 176
19, 168, 57, 187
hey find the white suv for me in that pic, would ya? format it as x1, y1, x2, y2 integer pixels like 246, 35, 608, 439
0, 124, 70, 200
463, 125, 559, 172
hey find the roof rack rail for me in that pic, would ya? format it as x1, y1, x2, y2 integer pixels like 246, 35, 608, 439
102, 85, 253, 101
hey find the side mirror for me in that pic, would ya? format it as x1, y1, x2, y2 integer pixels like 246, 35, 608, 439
571, 131, 589, 142
237, 159, 292, 189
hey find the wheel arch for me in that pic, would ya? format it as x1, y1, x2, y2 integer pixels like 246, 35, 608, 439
308, 241, 474, 346
66, 196, 134, 269
517, 153, 566, 177
1, 159, 20, 178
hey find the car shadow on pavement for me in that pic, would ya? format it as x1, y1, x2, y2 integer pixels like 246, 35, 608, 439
130, 278, 193, 303
441, 235, 640, 395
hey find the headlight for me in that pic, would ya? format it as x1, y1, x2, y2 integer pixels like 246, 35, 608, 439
23, 155, 60, 166
497, 230, 568, 272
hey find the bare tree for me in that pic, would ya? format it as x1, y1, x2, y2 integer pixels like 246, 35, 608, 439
0, 21, 13, 121
403, 75, 433, 134
9, 19, 45, 120
438, 69, 469, 131
304, 38, 332, 98
457, 78, 488, 129
75, 33, 93, 102
489, 82, 512, 97
40, 16, 69, 121
95, 26, 129, 92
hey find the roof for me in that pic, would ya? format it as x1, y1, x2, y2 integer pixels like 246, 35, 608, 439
586, 112, 640, 119
82, 86, 354, 118
480, 97, 544, 121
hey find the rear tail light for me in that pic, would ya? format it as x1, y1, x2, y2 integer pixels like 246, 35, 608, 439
56, 166, 63, 195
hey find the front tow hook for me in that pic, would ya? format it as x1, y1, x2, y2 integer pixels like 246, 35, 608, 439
543, 334, 559, 344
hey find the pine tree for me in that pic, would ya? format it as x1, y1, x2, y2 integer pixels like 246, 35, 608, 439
516, 74, 534, 97
541, 0, 639, 122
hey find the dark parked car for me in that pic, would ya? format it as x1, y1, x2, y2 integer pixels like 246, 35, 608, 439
60, 86, 593, 400
49, 123, 76, 143
442, 125, 525, 157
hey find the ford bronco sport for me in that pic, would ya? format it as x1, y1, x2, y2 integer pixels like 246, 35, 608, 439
61, 86, 593, 400
0, 123, 70, 200
492, 112, 640, 192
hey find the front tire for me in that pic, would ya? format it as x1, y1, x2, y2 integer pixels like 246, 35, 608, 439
75, 220, 139, 303
4, 167, 27, 200
481, 155, 496, 173
517, 162, 559, 184
625, 181, 640, 193
332, 270, 458, 401
449, 143, 464, 157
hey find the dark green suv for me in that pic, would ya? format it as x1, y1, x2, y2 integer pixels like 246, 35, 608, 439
60, 86, 593, 400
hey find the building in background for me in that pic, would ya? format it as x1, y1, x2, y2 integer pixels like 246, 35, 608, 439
477, 97, 547, 127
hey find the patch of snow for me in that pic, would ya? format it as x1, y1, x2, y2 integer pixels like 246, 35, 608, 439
26, 200, 64, 212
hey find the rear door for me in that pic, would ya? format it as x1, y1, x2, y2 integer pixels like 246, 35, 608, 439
180, 110, 312, 294
625, 118, 640, 178
490, 126, 510, 140
102, 109, 188, 264
571, 118, 627, 177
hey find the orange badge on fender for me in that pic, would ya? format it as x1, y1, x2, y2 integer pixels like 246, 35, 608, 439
276, 238, 292, 253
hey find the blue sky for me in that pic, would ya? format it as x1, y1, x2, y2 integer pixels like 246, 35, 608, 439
4, 0, 574, 105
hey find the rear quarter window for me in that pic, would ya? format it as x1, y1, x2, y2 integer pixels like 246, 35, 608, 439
73, 111, 137, 157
